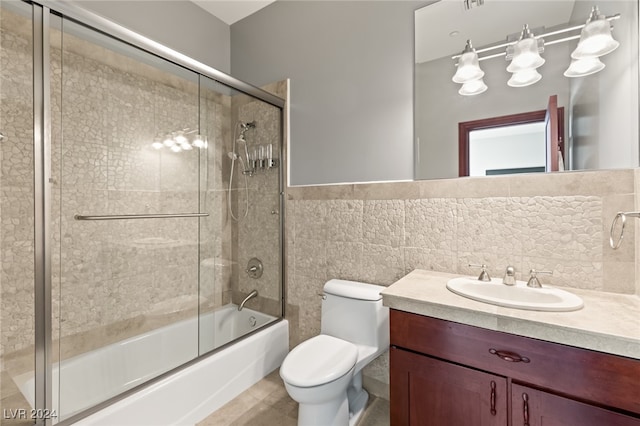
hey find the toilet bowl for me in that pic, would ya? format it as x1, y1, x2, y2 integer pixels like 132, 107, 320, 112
280, 279, 389, 426
281, 335, 358, 425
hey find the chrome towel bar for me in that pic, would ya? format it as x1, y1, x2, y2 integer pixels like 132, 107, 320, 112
74, 213, 209, 221
609, 211, 640, 249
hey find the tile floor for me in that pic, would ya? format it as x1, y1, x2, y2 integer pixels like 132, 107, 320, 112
197, 369, 390, 426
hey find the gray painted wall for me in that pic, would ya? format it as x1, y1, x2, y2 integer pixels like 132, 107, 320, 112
231, 1, 430, 185
76, 1, 231, 73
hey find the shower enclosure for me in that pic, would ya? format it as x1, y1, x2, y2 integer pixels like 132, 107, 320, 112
0, 1, 284, 424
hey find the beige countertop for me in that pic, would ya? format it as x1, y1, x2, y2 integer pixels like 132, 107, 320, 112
381, 269, 640, 360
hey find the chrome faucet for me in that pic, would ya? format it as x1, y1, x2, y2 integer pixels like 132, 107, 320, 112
503, 266, 516, 286
469, 263, 491, 281
526, 269, 552, 288
238, 290, 258, 311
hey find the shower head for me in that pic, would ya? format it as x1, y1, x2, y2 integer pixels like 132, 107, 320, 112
240, 121, 256, 130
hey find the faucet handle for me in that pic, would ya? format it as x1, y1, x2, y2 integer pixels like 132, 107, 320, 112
503, 265, 516, 286
527, 269, 552, 288
469, 263, 491, 282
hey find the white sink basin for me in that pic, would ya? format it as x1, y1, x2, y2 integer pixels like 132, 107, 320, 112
446, 277, 583, 312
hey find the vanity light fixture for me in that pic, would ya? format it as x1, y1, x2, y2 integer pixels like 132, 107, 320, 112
452, 40, 487, 95
506, 25, 545, 73
450, 5, 621, 94
452, 40, 485, 84
571, 6, 620, 59
506, 25, 545, 87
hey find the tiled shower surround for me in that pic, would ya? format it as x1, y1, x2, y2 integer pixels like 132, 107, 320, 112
1, 6, 282, 417
285, 169, 639, 397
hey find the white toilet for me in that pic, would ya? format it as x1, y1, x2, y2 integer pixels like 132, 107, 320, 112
280, 279, 389, 426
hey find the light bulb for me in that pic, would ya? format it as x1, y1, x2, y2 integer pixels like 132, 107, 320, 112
152, 141, 163, 150
170, 145, 182, 153
181, 142, 193, 150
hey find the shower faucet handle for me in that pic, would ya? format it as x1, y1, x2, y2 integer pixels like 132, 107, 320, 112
246, 258, 263, 279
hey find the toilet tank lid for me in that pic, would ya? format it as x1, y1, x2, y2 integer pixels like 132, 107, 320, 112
323, 279, 385, 301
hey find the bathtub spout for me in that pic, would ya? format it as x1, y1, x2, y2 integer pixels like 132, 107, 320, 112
238, 290, 258, 311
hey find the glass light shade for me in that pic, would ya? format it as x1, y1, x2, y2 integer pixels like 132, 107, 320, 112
170, 145, 182, 153
564, 57, 605, 77
151, 141, 163, 150
452, 51, 484, 83
571, 19, 619, 59
507, 69, 542, 87
180, 142, 193, 150
163, 137, 175, 147
458, 78, 488, 96
506, 38, 545, 72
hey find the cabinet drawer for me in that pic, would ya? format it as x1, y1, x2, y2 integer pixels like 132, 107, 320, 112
390, 309, 640, 415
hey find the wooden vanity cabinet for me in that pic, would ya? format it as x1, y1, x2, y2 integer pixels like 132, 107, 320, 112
389, 309, 640, 426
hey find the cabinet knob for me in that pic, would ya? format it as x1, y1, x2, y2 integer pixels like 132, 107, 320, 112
489, 348, 530, 363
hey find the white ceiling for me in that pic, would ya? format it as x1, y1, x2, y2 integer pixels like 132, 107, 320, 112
191, 0, 276, 25
415, 0, 576, 64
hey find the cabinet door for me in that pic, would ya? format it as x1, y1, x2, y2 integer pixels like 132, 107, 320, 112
390, 346, 508, 426
512, 384, 640, 426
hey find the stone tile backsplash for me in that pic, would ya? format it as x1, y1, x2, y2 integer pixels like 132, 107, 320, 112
287, 172, 636, 300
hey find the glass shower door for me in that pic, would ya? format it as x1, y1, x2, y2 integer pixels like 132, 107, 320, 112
55, 17, 203, 420
198, 74, 283, 354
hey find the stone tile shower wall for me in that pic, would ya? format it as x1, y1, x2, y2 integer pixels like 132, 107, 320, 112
0, 10, 233, 365
286, 169, 638, 398
55, 37, 202, 342
0, 6, 35, 361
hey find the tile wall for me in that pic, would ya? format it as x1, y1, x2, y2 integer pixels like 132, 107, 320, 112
285, 169, 638, 398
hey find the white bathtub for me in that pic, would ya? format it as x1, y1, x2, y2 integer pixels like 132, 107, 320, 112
13, 305, 288, 425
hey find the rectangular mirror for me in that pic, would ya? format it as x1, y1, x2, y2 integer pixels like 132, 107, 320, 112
415, 0, 639, 180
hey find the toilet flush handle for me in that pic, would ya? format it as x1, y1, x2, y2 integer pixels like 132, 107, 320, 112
317, 292, 326, 300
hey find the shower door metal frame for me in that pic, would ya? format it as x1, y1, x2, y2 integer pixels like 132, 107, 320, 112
33, 3, 54, 425
24, 0, 287, 424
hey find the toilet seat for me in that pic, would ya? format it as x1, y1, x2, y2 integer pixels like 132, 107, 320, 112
280, 335, 358, 388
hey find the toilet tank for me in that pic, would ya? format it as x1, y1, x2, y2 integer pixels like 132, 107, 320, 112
320, 279, 389, 350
